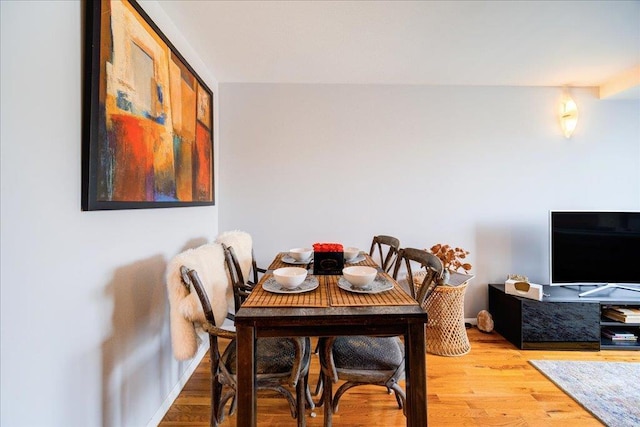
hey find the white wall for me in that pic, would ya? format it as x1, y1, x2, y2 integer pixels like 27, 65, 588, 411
0, 1, 218, 426
219, 83, 640, 318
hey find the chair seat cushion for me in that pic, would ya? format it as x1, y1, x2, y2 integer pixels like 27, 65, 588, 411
332, 336, 404, 370
225, 337, 310, 375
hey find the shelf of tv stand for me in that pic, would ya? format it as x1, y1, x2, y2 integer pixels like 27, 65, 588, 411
599, 308, 640, 350
488, 283, 640, 351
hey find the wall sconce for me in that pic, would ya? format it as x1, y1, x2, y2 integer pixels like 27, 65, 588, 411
559, 89, 578, 138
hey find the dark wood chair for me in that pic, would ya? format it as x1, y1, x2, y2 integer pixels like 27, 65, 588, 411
179, 244, 312, 426
215, 230, 266, 319
369, 235, 401, 273
392, 247, 444, 300
248, 249, 266, 287
221, 244, 255, 314
312, 234, 399, 394
316, 248, 442, 426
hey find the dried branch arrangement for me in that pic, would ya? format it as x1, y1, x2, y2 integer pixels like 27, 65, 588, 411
429, 244, 472, 273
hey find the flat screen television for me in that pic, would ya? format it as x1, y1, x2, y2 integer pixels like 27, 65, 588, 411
549, 211, 640, 297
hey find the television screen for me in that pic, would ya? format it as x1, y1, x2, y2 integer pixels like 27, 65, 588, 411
550, 211, 640, 286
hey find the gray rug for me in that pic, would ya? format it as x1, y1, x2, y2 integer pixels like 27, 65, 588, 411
530, 360, 640, 427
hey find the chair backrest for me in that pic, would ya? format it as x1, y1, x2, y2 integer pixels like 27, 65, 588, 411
180, 265, 216, 325
369, 235, 401, 273
222, 244, 254, 313
392, 247, 443, 302
215, 230, 256, 282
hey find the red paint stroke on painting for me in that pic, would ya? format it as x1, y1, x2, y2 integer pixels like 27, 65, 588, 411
109, 114, 156, 201
194, 123, 212, 201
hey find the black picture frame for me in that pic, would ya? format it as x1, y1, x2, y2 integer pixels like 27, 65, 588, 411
82, 0, 214, 210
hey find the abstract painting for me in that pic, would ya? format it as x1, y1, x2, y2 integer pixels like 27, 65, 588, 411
82, 0, 214, 210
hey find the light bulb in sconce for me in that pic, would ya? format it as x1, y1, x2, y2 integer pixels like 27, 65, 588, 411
559, 90, 578, 138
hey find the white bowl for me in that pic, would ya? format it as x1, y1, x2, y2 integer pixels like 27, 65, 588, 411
342, 266, 378, 288
289, 247, 313, 262
273, 267, 308, 289
343, 247, 360, 261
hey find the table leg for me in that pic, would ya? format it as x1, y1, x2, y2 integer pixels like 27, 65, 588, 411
405, 322, 427, 426
236, 324, 256, 426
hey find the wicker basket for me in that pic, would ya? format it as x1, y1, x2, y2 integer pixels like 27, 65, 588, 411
413, 272, 470, 356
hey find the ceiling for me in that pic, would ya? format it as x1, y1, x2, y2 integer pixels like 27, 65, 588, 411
155, 0, 640, 99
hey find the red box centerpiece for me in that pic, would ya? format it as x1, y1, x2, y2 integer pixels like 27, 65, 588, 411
313, 243, 344, 275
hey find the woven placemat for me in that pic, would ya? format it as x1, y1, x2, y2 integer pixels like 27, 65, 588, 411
326, 274, 418, 307
242, 274, 329, 308
268, 252, 379, 271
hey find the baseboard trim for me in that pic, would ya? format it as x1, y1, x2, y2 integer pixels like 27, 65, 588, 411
147, 342, 209, 427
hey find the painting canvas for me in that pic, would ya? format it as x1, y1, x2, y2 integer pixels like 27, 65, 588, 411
82, 0, 214, 210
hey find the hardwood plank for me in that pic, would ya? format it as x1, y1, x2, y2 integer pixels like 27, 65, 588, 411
159, 328, 639, 426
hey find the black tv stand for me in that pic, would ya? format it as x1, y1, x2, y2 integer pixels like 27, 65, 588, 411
577, 283, 640, 297
488, 283, 640, 350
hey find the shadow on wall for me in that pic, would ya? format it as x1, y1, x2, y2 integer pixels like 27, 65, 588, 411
475, 222, 547, 284
101, 237, 207, 427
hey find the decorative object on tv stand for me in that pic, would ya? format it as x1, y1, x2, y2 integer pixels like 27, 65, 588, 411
559, 87, 578, 138
429, 244, 472, 284
504, 274, 544, 301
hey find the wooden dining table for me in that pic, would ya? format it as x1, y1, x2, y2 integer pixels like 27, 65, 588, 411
234, 252, 430, 426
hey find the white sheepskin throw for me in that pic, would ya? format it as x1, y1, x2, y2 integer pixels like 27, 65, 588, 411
166, 243, 228, 360
215, 230, 254, 312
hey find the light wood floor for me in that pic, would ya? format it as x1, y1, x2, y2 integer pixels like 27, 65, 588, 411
159, 327, 639, 426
